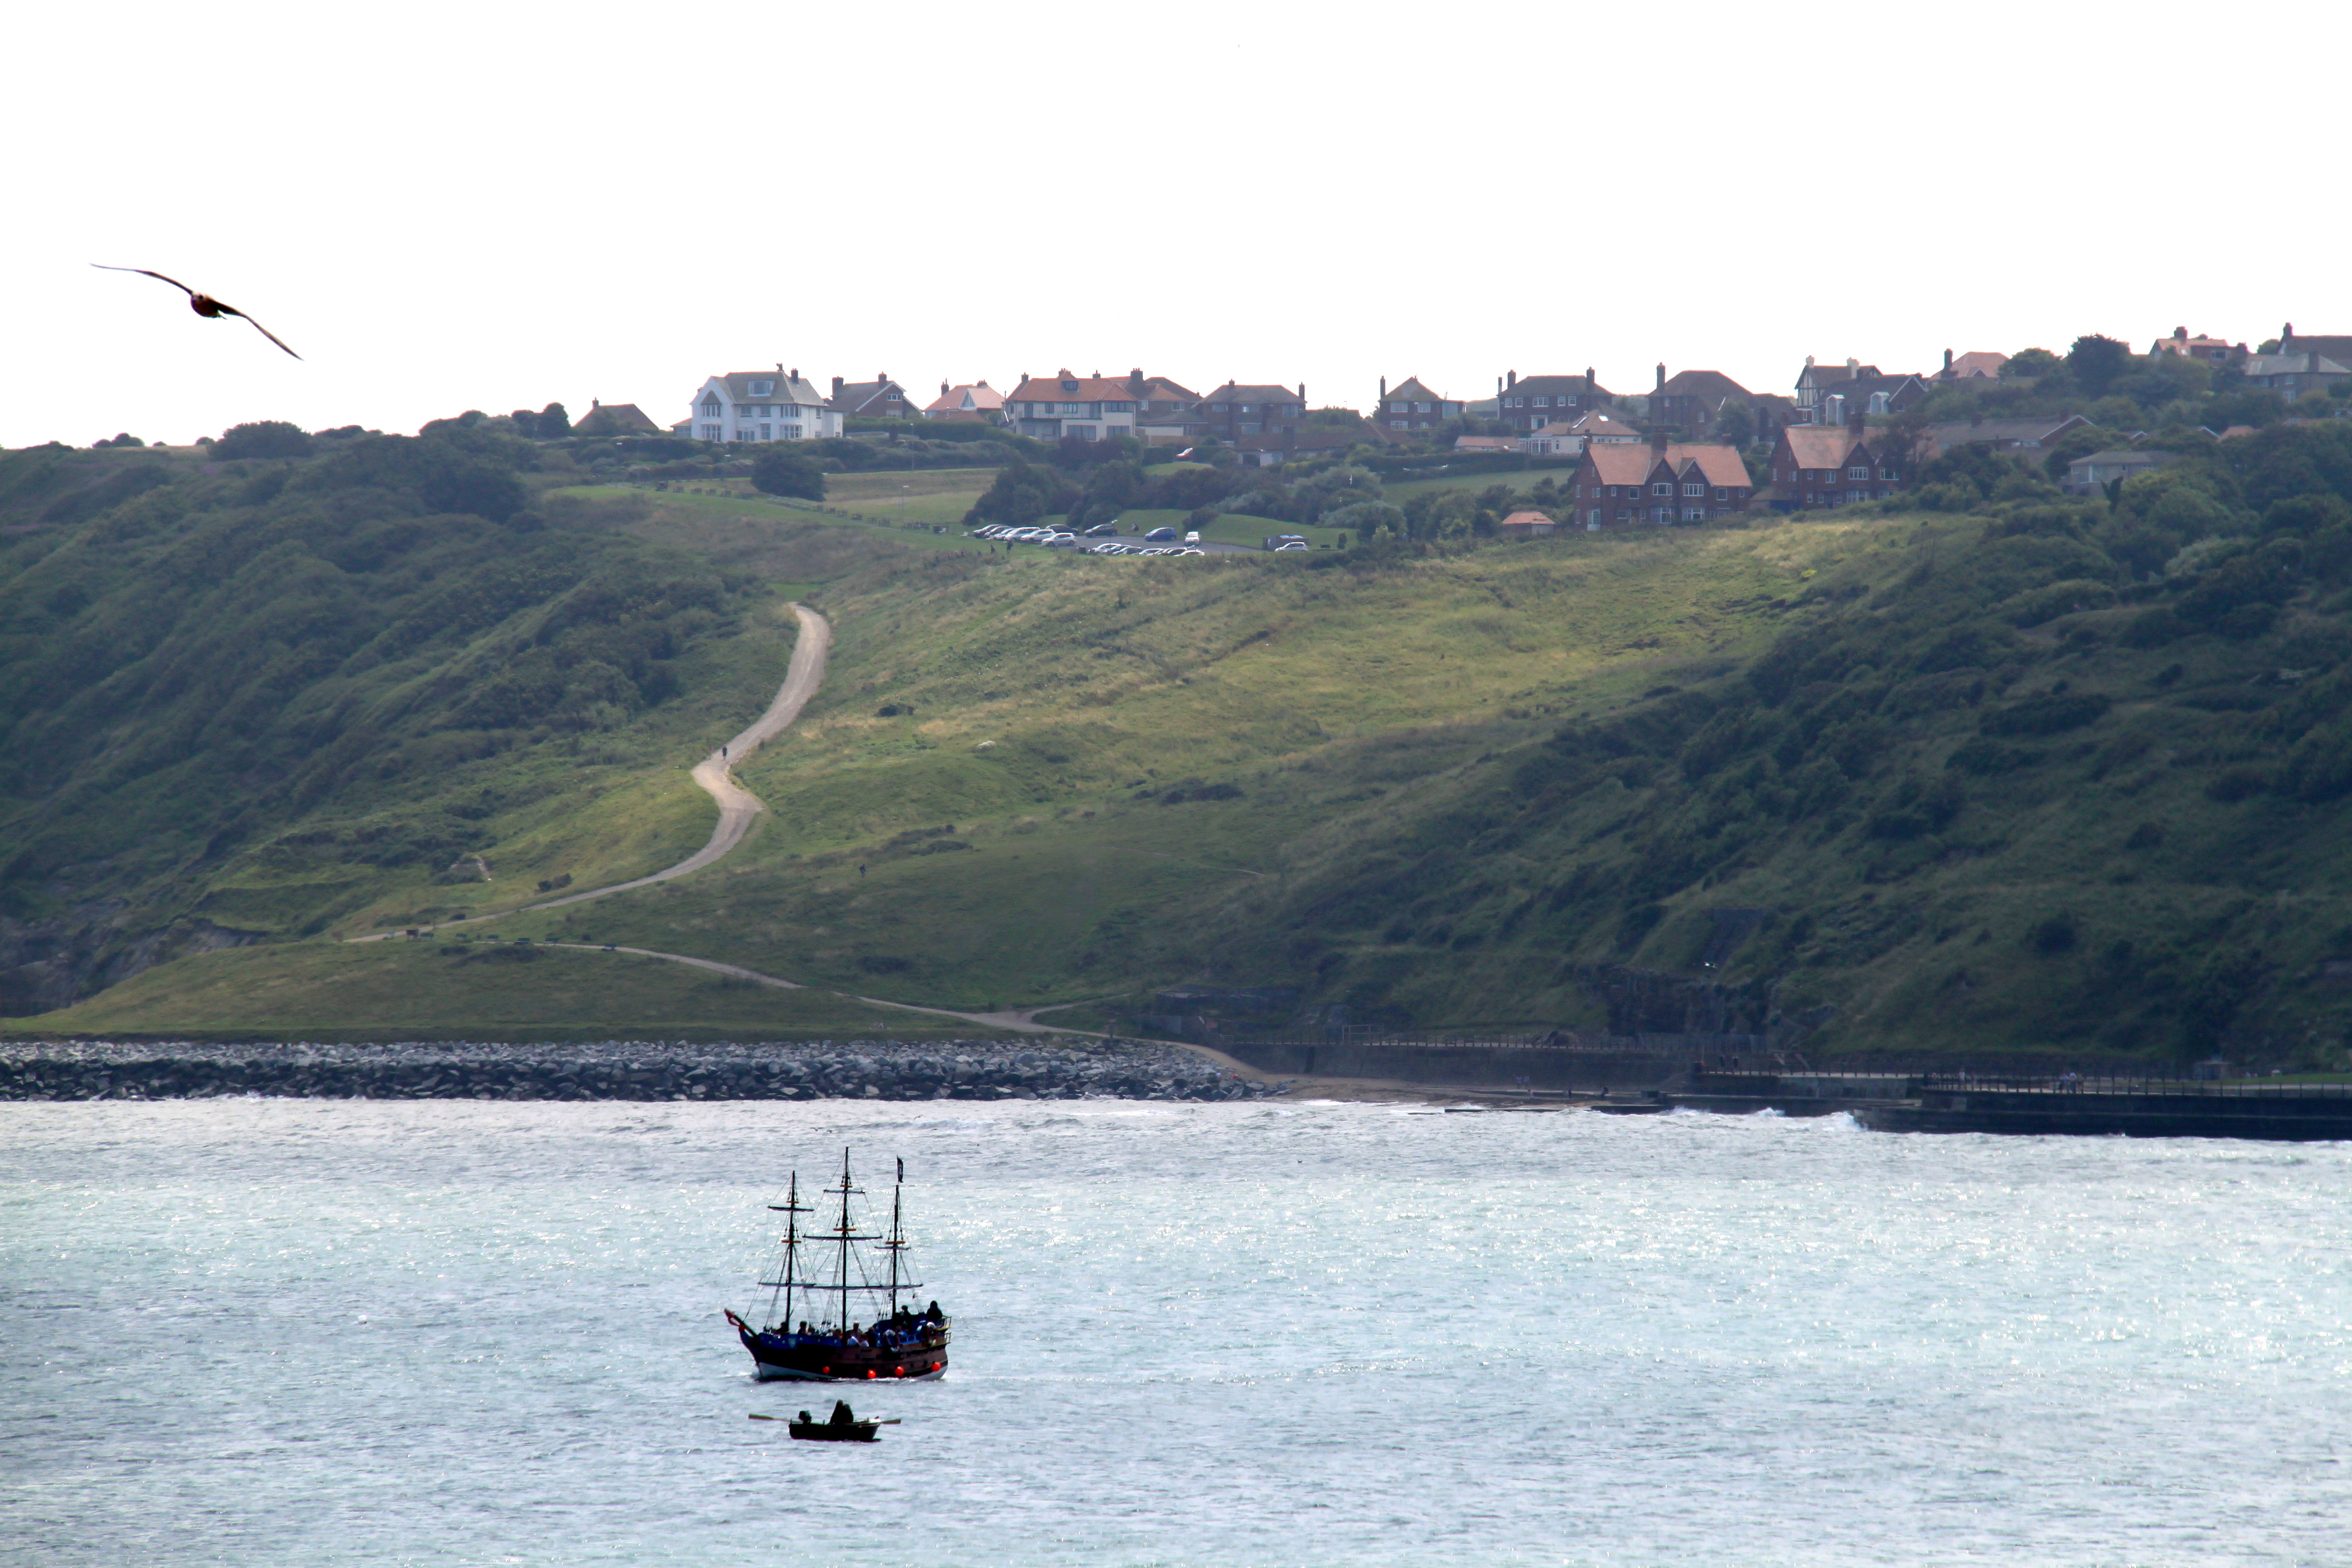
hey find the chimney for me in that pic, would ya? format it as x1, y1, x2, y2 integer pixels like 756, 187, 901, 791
1805, 354, 1815, 366
1848, 402, 1866, 434
776, 362, 783, 375
1131, 367, 1142, 380
1943, 347, 1954, 370
941, 381, 950, 395
1846, 357, 1859, 375
1585, 366, 1595, 388
1507, 370, 1517, 388
832, 376, 844, 397
789, 368, 797, 382
1650, 429, 1669, 457
877, 371, 887, 384
1656, 362, 1666, 391
2174, 327, 2188, 342
590, 397, 600, 408
1380, 376, 1388, 399
1298, 383, 1306, 401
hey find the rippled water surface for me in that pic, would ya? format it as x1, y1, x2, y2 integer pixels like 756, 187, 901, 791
4, 1099, 2350, 1566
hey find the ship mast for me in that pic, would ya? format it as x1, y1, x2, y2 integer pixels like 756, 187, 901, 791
827, 1148, 877, 1330
759, 1171, 811, 1330
882, 1161, 907, 1320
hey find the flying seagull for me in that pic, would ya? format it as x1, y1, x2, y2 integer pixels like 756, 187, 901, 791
91, 264, 300, 360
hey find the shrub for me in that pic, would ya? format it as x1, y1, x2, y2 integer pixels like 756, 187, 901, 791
2028, 915, 2078, 955
213, 420, 313, 460
751, 448, 826, 501
1980, 692, 2109, 736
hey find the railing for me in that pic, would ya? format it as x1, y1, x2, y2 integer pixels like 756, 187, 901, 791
1918, 1072, 2352, 1099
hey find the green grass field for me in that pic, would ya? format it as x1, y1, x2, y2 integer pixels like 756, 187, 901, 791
1, 938, 1009, 1042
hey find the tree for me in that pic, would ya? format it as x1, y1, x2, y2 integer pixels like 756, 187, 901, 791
213, 421, 313, 460
751, 448, 826, 501
2066, 335, 2133, 396
2005, 347, 2063, 381
539, 402, 571, 437
964, 458, 1076, 527
507, 409, 542, 438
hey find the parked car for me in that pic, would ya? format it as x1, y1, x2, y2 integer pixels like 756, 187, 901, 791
1143, 526, 1178, 542
1273, 539, 1309, 551
1090, 542, 1128, 554
1263, 533, 1307, 550
1183, 530, 1201, 544
1082, 522, 1119, 537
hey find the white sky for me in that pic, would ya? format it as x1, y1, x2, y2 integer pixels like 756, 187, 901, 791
3, 0, 2340, 447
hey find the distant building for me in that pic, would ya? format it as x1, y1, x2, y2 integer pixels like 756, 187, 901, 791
1794, 356, 1873, 418
1522, 408, 1640, 458
2065, 449, 2177, 494
1813, 373, 1932, 423
1498, 509, 1558, 539
1373, 376, 1464, 434
1934, 348, 2010, 380
1454, 435, 1519, 452
682, 368, 840, 443
1649, 366, 1750, 437
1769, 417, 1907, 509
1195, 382, 1307, 447
2278, 324, 2352, 365
829, 374, 917, 421
1495, 370, 1611, 433
1927, 414, 2092, 457
2148, 328, 2246, 366
1003, 368, 1198, 442
2243, 352, 2352, 398
1573, 432, 1753, 527
572, 399, 660, 437
924, 381, 1006, 423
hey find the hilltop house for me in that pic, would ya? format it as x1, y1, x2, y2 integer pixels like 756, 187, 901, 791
1649, 366, 1750, 437
1794, 356, 1872, 418
1195, 382, 1307, 447
1814, 372, 1931, 423
2278, 324, 2352, 366
1926, 413, 2092, 458
571, 399, 660, 437
2148, 328, 2246, 365
1768, 416, 1907, 509
1522, 407, 1640, 458
681, 368, 840, 443
1495, 370, 1610, 433
924, 381, 1006, 423
2065, 449, 2177, 495
829, 374, 916, 421
1573, 432, 1753, 527
1004, 369, 1198, 442
1374, 376, 1464, 434
1935, 349, 2011, 380
2243, 351, 2352, 398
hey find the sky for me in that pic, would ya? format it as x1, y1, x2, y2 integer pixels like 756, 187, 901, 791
3, 0, 2342, 447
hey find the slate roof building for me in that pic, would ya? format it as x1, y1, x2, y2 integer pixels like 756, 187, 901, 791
1522, 407, 1641, 458
2278, 324, 2352, 366
1195, 382, 1308, 446
1813, 372, 1932, 423
1925, 413, 2093, 457
2243, 352, 2352, 398
2065, 449, 2177, 494
681, 367, 840, 443
829, 374, 917, 420
2148, 328, 2245, 366
1649, 366, 1750, 437
1935, 348, 2011, 380
1794, 356, 1873, 417
1495, 370, 1611, 433
1572, 431, 1753, 527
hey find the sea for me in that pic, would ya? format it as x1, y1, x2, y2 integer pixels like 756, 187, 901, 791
3, 1098, 2349, 1568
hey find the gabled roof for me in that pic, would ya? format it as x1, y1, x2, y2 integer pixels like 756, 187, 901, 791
1797, 360, 1878, 389
1926, 414, 2091, 453
1583, 441, 1750, 487
831, 378, 911, 414
1778, 426, 1864, 467
2248, 352, 2352, 377
2281, 333, 2352, 364
2068, 449, 2171, 468
925, 381, 1003, 415
1548, 409, 1640, 440
704, 372, 828, 406
1937, 351, 2010, 380
1657, 369, 1749, 400
1499, 510, 1556, 527
1383, 376, 1450, 403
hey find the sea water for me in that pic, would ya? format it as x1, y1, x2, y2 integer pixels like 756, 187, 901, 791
2, 1099, 2348, 1568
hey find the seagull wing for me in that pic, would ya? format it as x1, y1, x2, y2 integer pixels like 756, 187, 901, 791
217, 304, 302, 361
92, 263, 196, 297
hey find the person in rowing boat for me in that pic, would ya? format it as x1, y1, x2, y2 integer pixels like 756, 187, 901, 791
830, 1400, 856, 1427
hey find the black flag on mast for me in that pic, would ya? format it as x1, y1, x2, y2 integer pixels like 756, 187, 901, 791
897, 1157, 904, 1183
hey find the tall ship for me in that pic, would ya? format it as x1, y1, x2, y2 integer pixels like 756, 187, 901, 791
724, 1150, 951, 1382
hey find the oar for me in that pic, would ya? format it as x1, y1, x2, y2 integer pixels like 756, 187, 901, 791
749, 1414, 901, 1423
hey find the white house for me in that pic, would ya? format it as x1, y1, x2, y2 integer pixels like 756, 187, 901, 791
677, 366, 842, 443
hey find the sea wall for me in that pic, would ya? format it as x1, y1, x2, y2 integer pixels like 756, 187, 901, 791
1219, 1040, 1681, 1090
0, 1038, 1276, 1103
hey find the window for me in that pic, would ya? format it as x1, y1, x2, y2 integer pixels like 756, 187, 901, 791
1847, 465, 1868, 479
757, 424, 770, 440
749, 380, 774, 395
1057, 402, 1085, 415
1389, 401, 1407, 412
1213, 402, 1230, 412
1651, 482, 1671, 496
1534, 396, 1550, 408
782, 425, 800, 439
700, 398, 721, 415
1415, 402, 1432, 413
1682, 482, 1703, 496
1504, 397, 1519, 408
1605, 485, 1619, 497
699, 424, 719, 440
1589, 510, 1602, 527
1878, 467, 1897, 481
1714, 488, 1728, 500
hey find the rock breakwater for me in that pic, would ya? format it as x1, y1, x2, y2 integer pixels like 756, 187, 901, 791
0, 1038, 1280, 1103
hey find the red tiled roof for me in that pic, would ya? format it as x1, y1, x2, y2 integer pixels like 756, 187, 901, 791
1658, 369, 1748, 399
1583, 441, 1750, 487
1779, 427, 1861, 467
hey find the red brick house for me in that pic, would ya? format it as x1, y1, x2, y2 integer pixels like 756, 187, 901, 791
1572, 432, 1753, 527
1374, 376, 1464, 434
572, 399, 661, 437
1496, 370, 1610, 433
1004, 369, 1200, 442
1648, 366, 1750, 437
1768, 416, 1909, 509
1195, 382, 1307, 446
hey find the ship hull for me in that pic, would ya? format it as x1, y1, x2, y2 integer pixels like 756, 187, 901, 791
733, 1319, 949, 1382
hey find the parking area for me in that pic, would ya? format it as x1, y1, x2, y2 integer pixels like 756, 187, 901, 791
967, 523, 1313, 557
